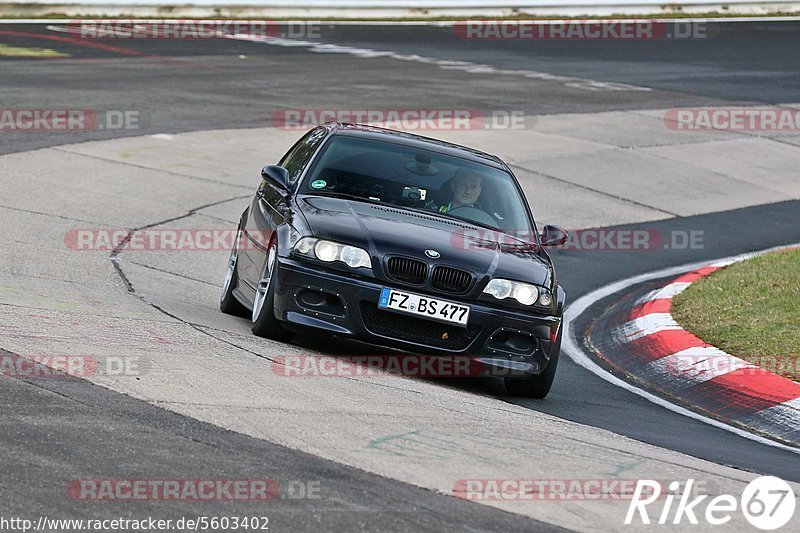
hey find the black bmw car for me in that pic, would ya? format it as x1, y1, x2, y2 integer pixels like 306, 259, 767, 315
220, 122, 568, 397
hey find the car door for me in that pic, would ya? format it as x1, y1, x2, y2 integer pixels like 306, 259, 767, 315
239, 126, 329, 291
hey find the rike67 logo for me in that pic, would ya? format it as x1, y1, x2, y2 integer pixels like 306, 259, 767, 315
626, 477, 795, 530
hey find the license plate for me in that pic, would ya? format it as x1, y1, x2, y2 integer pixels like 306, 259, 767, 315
378, 288, 470, 327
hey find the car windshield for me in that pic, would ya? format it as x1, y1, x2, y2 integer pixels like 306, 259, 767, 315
299, 135, 534, 236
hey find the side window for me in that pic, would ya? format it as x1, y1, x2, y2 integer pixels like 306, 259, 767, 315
279, 127, 328, 184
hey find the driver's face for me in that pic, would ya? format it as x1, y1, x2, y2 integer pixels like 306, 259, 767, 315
451, 176, 482, 208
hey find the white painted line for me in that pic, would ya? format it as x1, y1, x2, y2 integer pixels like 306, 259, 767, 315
709, 258, 739, 268
741, 397, 800, 438
41, 20, 650, 93
563, 242, 800, 454
646, 346, 755, 388
636, 281, 692, 304
614, 312, 682, 343
223, 34, 651, 92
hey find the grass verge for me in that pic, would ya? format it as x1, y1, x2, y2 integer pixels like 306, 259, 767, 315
0, 43, 68, 56
672, 248, 800, 381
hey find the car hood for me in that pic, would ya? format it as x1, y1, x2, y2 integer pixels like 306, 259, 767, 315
298, 195, 552, 287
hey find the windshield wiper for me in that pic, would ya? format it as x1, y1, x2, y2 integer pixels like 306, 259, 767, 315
306, 191, 383, 204
429, 210, 501, 232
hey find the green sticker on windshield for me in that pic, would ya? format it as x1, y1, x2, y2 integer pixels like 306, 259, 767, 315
311, 180, 327, 189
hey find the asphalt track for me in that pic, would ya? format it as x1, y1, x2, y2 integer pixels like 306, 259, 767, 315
1, 21, 799, 531
5, 20, 800, 156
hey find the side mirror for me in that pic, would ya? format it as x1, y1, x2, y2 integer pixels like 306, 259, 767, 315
540, 225, 569, 247
261, 165, 290, 192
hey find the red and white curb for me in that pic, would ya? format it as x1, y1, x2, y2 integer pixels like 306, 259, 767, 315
564, 244, 800, 452
616, 263, 770, 387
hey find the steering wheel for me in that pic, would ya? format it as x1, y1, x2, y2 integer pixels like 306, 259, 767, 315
446, 206, 498, 227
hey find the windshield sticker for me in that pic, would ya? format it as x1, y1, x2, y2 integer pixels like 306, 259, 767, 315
311, 179, 327, 189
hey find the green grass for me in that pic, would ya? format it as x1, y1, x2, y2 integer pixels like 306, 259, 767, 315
672, 249, 800, 381
0, 43, 69, 56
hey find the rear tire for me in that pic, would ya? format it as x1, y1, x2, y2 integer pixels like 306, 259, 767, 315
251, 239, 293, 342
220, 228, 249, 318
504, 331, 561, 399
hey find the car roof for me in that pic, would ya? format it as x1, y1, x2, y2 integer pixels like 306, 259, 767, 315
323, 122, 507, 170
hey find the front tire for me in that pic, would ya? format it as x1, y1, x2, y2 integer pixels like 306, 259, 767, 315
504, 331, 561, 398
251, 239, 293, 341
220, 228, 249, 317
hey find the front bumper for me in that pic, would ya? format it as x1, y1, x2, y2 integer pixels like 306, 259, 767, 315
274, 257, 562, 376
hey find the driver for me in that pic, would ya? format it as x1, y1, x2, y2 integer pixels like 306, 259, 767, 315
435, 169, 483, 213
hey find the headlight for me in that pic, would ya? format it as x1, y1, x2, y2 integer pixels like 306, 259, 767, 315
293, 237, 371, 269
538, 290, 553, 307
488, 279, 513, 299
294, 238, 313, 255
512, 284, 538, 306
314, 240, 339, 262
483, 278, 551, 306
340, 245, 369, 268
